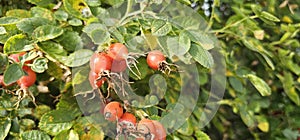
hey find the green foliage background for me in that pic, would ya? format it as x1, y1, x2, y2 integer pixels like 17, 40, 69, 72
0, 0, 299, 139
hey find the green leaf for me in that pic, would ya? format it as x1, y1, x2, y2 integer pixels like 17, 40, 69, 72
60, 49, 93, 67
33, 25, 64, 42
260, 11, 280, 22
256, 115, 269, 132
151, 19, 172, 36
186, 30, 215, 50
6, 9, 31, 18
46, 61, 63, 79
189, 43, 214, 68
228, 77, 244, 93
0, 17, 20, 26
17, 17, 51, 34
33, 105, 51, 120
239, 109, 255, 128
28, 0, 54, 6
90, 29, 110, 45
21, 130, 51, 140
20, 118, 36, 131
83, 23, 110, 45
38, 41, 68, 62
68, 18, 82, 26
3, 34, 31, 54
54, 10, 69, 21
109, 27, 124, 43
53, 129, 79, 140
277, 72, 300, 106
3, 63, 24, 85
0, 25, 20, 44
177, 119, 193, 136
178, 31, 191, 53
195, 130, 210, 140
167, 36, 190, 56
56, 31, 83, 51
0, 118, 11, 140
85, 0, 101, 6
246, 74, 271, 96
261, 53, 275, 70
63, 0, 92, 19
31, 57, 48, 73
172, 16, 200, 30
0, 27, 7, 35
39, 108, 79, 136
30, 7, 54, 21
282, 129, 299, 140
0, 53, 8, 74
72, 69, 88, 85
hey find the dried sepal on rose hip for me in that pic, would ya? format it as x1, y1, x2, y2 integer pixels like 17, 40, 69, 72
146, 50, 179, 74
103, 101, 124, 121
88, 71, 106, 89
14, 66, 37, 108
116, 112, 137, 138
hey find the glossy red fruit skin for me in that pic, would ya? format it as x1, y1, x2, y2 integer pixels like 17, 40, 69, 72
17, 66, 36, 88
90, 52, 112, 74
119, 112, 137, 125
88, 71, 105, 89
136, 119, 166, 140
146, 50, 166, 70
0, 75, 4, 86
107, 43, 128, 61
152, 120, 166, 140
136, 119, 156, 139
103, 101, 123, 122
9, 52, 26, 63
111, 59, 127, 73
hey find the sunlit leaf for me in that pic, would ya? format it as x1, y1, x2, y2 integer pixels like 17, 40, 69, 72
39, 108, 79, 135
0, 17, 20, 26
21, 130, 51, 140
0, 118, 11, 140
31, 57, 48, 73
30, 7, 54, 21
6, 9, 31, 18
256, 115, 269, 132
151, 19, 172, 36
189, 43, 214, 68
56, 31, 83, 51
246, 74, 271, 96
3, 34, 31, 54
28, 0, 54, 6
33, 25, 64, 42
17, 17, 51, 34
60, 49, 93, 67
277, 72, 300, 106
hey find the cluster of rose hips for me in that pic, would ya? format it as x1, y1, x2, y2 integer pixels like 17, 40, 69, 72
103, 101, 167, 140
0, 52, 37, 107
89, 43, 173, 139
88, 43, 171, 96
